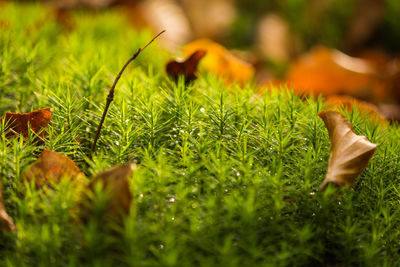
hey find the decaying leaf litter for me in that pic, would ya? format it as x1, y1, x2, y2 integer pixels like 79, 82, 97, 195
0, 3, 400, 266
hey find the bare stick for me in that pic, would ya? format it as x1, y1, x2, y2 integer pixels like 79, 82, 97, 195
90, 30, 165, 156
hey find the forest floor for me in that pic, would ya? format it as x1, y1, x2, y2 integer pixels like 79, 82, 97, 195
1, 3, 400, 266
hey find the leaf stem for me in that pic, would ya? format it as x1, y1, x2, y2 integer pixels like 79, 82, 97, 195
90, 30, 165, 157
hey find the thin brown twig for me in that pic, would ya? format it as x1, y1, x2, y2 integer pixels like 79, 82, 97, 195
90, 30, 165, 157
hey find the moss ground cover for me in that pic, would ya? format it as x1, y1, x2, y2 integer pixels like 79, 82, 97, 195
1, 3, 400, 266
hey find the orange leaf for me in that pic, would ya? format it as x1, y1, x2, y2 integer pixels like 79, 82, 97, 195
166, 50, 207, 83
287, 46, 385, 101
79, 164, 136, 222
183, 39, 255, 84
0, 180, 16, 232
1, 108, 51, 141
325, 95, 386, 124
23, 149, 85, 189
318, 110, 377, 191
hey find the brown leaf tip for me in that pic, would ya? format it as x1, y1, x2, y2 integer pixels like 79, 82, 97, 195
0, 182, 16, 232
166, 50, 207, 83
318, 110, 377, 191
0, 204, 16, 232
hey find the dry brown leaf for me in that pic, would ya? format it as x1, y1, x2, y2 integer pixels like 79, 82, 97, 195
23, 149, 85, 189
183, 39, 255, 84
79, 164, 136, 222
166, 50, 207, 83
318, 110, 377, 191
1, 108, 51, 143
0, 180, 16, 232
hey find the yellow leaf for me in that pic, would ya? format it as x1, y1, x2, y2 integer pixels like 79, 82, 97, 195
183, 39, 254, 84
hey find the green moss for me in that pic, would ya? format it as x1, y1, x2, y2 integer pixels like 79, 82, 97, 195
1, 3, 400, 266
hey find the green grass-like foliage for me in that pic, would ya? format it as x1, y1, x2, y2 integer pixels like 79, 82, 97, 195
1, 3, 400, 266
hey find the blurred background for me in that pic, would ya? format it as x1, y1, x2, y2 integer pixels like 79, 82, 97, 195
2, 0, 400, 121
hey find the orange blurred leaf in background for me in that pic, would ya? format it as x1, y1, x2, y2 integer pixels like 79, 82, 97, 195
287, 47, 387, 102
183, 39, 255, 84
325, 95, 386, 124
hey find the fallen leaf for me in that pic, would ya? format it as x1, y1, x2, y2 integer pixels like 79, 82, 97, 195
79, 164, 136, 222
23, 149, 85, 189
325, 95, 386, 124
318, 110, 377, 191
166, 50, 207, 83
183, 38, 255, 84
0, 180, 16, 232
287, 46, 386, 101
1, 108, 51, 142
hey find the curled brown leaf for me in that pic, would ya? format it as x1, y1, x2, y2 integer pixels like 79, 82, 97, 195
318, 110, 377, 191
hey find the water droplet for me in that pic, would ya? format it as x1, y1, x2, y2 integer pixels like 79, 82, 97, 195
169, 197, 175, 203
200, 107, 205, 113
236, 172, 240, 177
